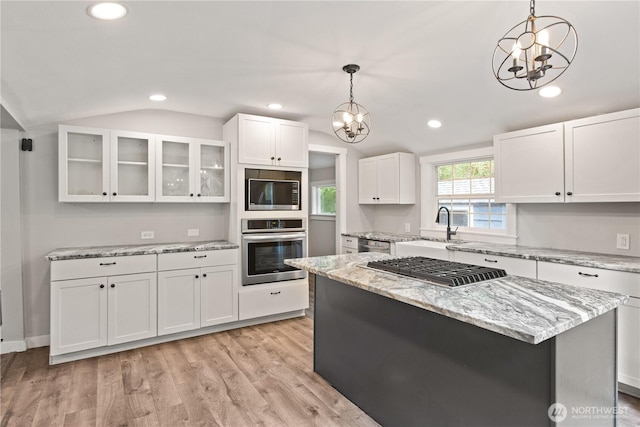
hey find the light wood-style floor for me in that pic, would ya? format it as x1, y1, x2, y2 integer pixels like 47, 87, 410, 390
1, 317, 639, 427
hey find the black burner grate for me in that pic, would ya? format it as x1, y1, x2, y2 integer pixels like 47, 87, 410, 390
367, 256, 507, 287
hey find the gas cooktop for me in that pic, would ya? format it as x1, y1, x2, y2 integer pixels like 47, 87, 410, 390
366, 256, 507, 287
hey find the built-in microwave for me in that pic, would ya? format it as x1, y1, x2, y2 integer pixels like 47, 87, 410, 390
245, 169, 301, 211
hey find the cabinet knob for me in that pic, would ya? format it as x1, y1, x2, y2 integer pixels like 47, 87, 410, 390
197, 193, 201, 197
102, 192, 107, 196
277, 157, 281, 161
203, 273, 207, 278
190, 193, 194, 197
195, 275, 199, 279
555, 192, 561, 196
110, 284, 115, 288
270, 156, 275, 161
100, 284, 105, 288
567, 191, 573, 196
112, 192, 117, 196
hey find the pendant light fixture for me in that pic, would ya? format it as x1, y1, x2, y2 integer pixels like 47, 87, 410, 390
332, 64, 371, 144
492, 0, 577, 91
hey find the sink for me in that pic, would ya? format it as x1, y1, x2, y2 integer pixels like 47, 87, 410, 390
395, 240, 451, 260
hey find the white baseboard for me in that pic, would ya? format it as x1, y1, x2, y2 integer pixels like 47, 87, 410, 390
1, 339, 27, 354
26, 334, 50, 349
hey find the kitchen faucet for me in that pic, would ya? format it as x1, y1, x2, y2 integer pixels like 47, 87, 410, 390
435, 206, 457, 241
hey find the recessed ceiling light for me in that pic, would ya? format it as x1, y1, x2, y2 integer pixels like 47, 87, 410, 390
149, 94, 167, 101
427, 119, 442, 128
267, 103, 283, 110
87, 2, 128, 20
539, 86, 562, 98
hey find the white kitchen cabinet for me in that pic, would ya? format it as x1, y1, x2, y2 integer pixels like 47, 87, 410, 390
156, 136, 230, 202
157, 249, 239, 334
538, 261, 640, 391
239, 279, 308, 320
341, 235, 358, 254
494, 123, 565, 203
453, 251, 537, 279
564, 109, 640, 202
50, 270, 157, 355
227, 113, 309, 167
494, 108, 640, 203
358, 152, 415, 204
59, 125, 156, 202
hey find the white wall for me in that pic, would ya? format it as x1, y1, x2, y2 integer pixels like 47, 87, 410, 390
20, 110, 228, 341
1, 129, 26, 348
517, 203, 640, 257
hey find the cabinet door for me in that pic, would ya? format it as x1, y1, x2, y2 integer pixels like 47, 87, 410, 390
564, 109, 640, 202
275, 121, 308, 167
239, 280, 308, 321
58, 125, 110, 202
157, 269, 201, 335
376, 155, 400, 203
200, 265, 238, 327
453, 251, 537, 279
619, 298, 640, 389
494, 123, 565, 203
156, 136, 196, 202
358, 158, 378, 204
238, 115, 275, 165
110, 131, 156, 202
107, 273, 157, 345
195, 140, 230, 202
50, 277, 108, 355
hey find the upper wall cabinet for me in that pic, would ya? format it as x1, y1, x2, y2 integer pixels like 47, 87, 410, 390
156, 136, 230, 203
358, 152, 415, 204
494, 108, 640, 203
225, 113, 308, 168
59, 125, 155, 202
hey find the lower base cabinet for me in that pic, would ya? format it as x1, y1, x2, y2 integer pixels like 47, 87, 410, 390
239, 279, 308, 320
538, 261, 640, 391
453, 251, 537, 279
50, 272, 157, 356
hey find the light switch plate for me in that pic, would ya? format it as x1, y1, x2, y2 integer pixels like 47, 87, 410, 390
188, 228, 200, 237
141, 231, 155, 240
616, 234, 630, 250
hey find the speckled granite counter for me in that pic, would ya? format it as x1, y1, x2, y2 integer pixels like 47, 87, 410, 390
446, 242, 640, 274
45, 240, 238, 261
341, 231, 423, 243
285, 253, 628, 344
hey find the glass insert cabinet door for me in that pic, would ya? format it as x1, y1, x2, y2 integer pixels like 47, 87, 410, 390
197, 141, 228, 200
158, 137, 192, 201
59, 125, 110, 202
110, 131, 155, 202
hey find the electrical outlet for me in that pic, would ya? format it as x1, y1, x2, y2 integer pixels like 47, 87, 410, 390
404, 223, 411, 233
188, 228, 200, 237
141, 231, 155, 240
616, 233, 630, 250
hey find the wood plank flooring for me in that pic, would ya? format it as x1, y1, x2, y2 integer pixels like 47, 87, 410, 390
1, 316, 639, 427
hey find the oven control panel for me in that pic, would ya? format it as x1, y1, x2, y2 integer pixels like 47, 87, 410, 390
241, 218, 305, 233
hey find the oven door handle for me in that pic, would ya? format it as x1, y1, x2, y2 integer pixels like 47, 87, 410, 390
243, 233, 307, 241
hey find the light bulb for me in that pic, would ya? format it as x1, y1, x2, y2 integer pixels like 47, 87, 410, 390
537, 29, 549, 47
511, 41, 522, 59
356, 113, 363, 123
343, 112, 354, 124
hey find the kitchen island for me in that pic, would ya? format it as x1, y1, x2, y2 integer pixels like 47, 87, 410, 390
285, 253, 629, 427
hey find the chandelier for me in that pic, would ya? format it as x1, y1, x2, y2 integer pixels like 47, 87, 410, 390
332, 64, 371, 143
492, 0, 578, 91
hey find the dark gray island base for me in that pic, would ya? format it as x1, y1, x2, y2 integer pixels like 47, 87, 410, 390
314, 275, 617, 427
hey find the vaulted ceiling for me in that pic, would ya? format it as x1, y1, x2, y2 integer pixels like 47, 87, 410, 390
2, 1, 639, 155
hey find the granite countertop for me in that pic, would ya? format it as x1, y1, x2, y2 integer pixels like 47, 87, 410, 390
285, 253, 628, 345
341, 231, 423, 243
445, 242, 640, 274
45, 240, 239, 261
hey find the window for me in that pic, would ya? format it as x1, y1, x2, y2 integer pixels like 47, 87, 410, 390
311, 181, 336, 215
436, 159, 506, 231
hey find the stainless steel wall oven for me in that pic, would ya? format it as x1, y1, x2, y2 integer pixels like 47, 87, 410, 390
241, 218, 306, 285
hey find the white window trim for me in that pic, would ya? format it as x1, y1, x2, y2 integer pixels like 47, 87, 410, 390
310, 179, 336, 217
419, 146, 518, 245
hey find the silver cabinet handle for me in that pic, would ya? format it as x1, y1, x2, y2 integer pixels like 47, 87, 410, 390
578, 272, 599, 278
484, 258, 498, 263
99, 262, 116, 266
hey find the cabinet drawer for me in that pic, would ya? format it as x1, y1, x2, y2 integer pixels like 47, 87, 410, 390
452, 251, 537, 279
538, 261, 640, 298
158, 249, 238, 271
341, 236, 358, 249
51, 255, 156, 281
341, 247, 358, 255
239, 280, 308, 320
